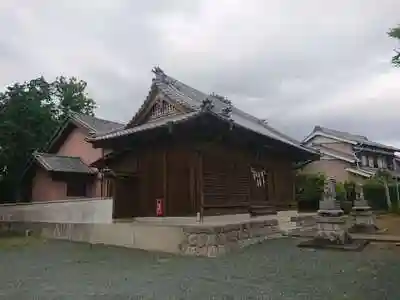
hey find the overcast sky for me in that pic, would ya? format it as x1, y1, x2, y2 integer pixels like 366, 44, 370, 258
1, 0, 399, 145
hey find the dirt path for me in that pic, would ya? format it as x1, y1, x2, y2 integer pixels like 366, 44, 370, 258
376, 214, 400, 235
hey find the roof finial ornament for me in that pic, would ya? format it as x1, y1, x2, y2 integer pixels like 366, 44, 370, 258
201, 97, 214, 112
152, 66, 167, 82
211, 92, 231, 105
221, 104, 233, 119
152, 66, 165, 75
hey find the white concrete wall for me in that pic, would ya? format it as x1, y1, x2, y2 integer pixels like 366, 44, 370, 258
0, 198, 113, 224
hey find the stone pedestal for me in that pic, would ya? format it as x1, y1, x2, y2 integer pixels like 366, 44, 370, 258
314, 215, 351, 244
348, 184, 378, 233
298, 178, 368, 251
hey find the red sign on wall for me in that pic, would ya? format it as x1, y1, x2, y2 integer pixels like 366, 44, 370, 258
156, 198, 164, 216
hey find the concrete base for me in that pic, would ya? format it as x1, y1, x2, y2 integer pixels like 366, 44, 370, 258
297, 213, 369, 251
0, 214, 282, 257
315, 215, 350, 243
298, 238, 369, 251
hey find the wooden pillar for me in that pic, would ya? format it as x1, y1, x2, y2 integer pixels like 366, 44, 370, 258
163, 149, 168, 216
248, 163, 253, 216
197, 149, 204, 221
100, 148, 105, 199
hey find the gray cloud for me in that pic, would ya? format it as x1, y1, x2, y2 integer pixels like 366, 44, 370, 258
0, 0, 399, 146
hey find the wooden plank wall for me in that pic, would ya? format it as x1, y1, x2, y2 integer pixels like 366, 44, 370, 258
201, 143, 294, 213
202, 145, 249, 206
109, 141, 295, 218
110, 148, 164, 217
166, 147, 196, 216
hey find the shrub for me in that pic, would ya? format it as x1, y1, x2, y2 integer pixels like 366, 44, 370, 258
335, 182, 346, 202
362, 182, 400, 211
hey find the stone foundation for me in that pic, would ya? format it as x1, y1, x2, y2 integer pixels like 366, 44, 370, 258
180, 219, 280, 257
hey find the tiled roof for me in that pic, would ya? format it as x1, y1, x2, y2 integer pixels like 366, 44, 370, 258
346, 166, 400, 179
70, 112, 124, 133
91, 111, 200, 141
313, 126, 399, 152
89, 68, 317, 156
33, 152, 96, 174
316, 144, 357, 162
346, 167, 374, 178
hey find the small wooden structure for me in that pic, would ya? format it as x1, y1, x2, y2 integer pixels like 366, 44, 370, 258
89, 68, 318, 219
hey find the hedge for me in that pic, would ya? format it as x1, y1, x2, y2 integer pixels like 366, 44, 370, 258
295, 173, 400, 212
363, 183, 400, 211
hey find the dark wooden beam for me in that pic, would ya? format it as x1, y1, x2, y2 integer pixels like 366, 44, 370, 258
197, 149, 204, 221
163, 148, 168, 216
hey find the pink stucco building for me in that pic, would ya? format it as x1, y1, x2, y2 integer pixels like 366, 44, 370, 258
22, 112, 123, 202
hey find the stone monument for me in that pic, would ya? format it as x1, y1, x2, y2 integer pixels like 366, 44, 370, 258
348, 184, 378, 233
298, 177, 368, 250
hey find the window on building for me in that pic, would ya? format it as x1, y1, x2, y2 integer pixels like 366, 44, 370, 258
368, 156, 374, 168
361, 155, 367, 166
67, 180, 87, 197
376, 157, 388, 169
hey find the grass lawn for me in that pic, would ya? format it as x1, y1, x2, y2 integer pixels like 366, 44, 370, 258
0, 237, 399, 299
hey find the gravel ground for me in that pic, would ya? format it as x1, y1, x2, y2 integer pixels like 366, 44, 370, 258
0, 237, 399, 300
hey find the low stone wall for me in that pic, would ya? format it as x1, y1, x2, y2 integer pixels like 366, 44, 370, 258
0, 198, 113, 224
0, 218, 282, 257
179, 219, 280, 257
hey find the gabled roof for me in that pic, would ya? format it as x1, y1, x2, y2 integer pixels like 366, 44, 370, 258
20, 112, 123, 182
89, 67, 317, 156
303, 125, 400, 152
33, 152, 96, 174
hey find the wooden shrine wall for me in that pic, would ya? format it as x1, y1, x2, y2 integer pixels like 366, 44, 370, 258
109, 148, 164, 217
201, 143, 294, 212
108, 140, 295, 218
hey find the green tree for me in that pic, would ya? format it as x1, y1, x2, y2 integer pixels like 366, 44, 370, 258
388, 25, 400, 67
54, 76, 96, 117
0, 76, 96, 202
295, 173, 326, 211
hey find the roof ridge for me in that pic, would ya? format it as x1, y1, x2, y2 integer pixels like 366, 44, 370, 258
161, 72, 307, 149
71, 110, 122, 124
315, 125, 369, 141
34, 152, 85, 160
